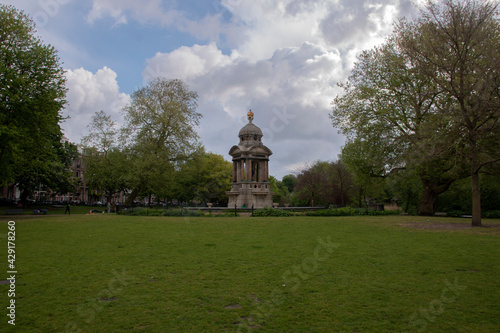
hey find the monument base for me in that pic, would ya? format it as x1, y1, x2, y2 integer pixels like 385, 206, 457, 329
227, 182, 272, 209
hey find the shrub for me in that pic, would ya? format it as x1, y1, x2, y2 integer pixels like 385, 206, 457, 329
306, 207, 401, 217
306, 207, 356, 216
483, 210, 500, 218
252, 208, 292, 217
162, 209, 203, 217
122, 208, 204, 217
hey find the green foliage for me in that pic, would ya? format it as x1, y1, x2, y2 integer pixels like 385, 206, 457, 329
396, 0, 500, 225
121, 78, 202, 205
122, 207, 203, 217
252, 207, 292, 217
268, 176, 290, 205
306, 207, 356, 216
483, 211, 500, 219
293, 160, 357, 207
436, 175, 500, 214
330, 0, 500, 221
0, 4, 69, 201
282, 174, 296, 193
306, 207, 401, 217
175, 150, 232, 205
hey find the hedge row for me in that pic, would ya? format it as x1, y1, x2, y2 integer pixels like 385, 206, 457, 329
122, 208, 203, 217
306, 207, 402, 217
252, 208, 292, 217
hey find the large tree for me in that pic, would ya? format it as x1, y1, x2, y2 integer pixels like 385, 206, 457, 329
175, 151, 232, 206
81, 111, 128, 204
293, 160, 355, 207
397, 0, 500, 226
121, 78, 202, 205
332, 39, 465, 215
0, 5, 69, 204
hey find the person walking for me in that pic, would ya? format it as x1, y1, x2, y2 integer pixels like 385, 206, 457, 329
65, 203, 70, 215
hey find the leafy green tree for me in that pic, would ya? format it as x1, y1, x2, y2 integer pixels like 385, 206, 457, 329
293, 161, 330, 207
386, 168, 422, 214
326, 160, 355, 207
0, 5, 69, 204
397, 0, 500, 226
340, 139, 388, 208
332, 27, 466, 216
269, 176, 290, 206
282, 174, 297, 193
81, 111, 128, 203
121, 78, 202, 205
175, 151, 232, 206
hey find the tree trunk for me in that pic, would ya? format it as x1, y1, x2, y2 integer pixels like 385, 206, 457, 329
471, 170, 482, 227
125, 187, 140, 206
404, 189, 411, 213
20, 189, 30, 207
470, 135, 482, 227
418, 186, 436, 216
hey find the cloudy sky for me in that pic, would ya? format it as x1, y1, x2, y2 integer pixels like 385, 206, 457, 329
3, 0, 423, 178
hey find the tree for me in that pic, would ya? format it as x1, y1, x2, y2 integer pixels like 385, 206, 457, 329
121, 78, 202, 205
269, 176, 290, 206
293, 161, 329, 207
81, 111, 128, 203
326, 160, 355, 207
175, 151, 232, 206
340, 138, 388, 208
331, 26, 467, 216
282, 174, 297, 193
0, 5, 69, 204
397, 0, 500, 226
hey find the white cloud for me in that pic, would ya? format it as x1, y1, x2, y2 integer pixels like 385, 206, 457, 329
142, 40, 348, 177
143, 42, 234, 82
3, 0, 422, 178
87, 0, 180, 26
62, 67, 131, 143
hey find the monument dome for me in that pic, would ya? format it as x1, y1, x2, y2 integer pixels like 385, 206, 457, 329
238, 112, 264, 146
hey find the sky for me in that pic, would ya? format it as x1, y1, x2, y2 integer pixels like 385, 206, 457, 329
3, 0, 423, 179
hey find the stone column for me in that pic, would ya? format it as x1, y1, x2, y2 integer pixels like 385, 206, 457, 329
233, 161, 237, 182
264, 160, 269, 181
240, 160, 245, 181
258, 161, 264, 182
247, 159, 252, 181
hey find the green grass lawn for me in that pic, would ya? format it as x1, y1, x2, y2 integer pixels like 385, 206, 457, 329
0, 215, 499, 332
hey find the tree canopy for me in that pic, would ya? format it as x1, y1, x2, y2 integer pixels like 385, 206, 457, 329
121, 78, 202, 205
0, 4, 71, 203
397, 0, 500, 226
331, 0, 500, 225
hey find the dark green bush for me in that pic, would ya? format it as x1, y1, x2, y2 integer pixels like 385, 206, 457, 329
306, 207, 401, 217
122, 208, 203, 217
252, 208, 292, 217
483, 210, 500, 218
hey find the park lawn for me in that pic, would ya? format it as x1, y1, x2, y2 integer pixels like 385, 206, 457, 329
0, 215, 499, 332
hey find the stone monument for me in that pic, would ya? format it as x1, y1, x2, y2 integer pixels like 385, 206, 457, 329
227, 110, 273, 208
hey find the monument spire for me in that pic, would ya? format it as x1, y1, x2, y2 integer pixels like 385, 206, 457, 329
247, 109, 254, 123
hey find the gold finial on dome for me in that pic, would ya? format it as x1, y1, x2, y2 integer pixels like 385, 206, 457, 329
247, 109, 254, 122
